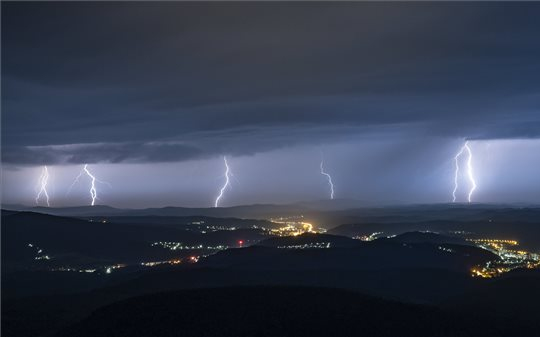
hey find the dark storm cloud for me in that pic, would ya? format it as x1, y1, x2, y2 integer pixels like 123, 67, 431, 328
4, 123, 410, 165
2, 2, 540, 165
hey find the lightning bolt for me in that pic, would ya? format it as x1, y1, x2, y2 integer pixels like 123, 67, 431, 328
452, 141, 477, 203
320, 158, 335, 200
214, 156, 231, 208
68, 164, 111, 206
465, 142, 477, 203
35, 166, 50, 207
84, 165, 98, 206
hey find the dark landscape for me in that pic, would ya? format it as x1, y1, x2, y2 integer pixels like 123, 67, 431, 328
2, 203, 540, 337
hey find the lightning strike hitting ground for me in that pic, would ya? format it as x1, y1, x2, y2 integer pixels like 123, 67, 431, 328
35, 166, 50, 207
452, 141, 477, 203
214, 156, 231, 208
68, 164, 111, 206
320, 159, 335, 200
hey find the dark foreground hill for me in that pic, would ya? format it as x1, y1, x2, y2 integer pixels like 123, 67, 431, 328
443, 270, 540, 321
4, 269, 540, 337
202, 236, 496, 273
56, 286, 535, 337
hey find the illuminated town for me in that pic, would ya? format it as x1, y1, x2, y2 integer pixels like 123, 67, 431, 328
268, 215, 320, 236
51, 264, 126, 274
277, 242, 332, 249
25, 228, 540, 280
141, 256, 199, 267
151, 242, 228, 251
353, 232, 384, 241
27, 243, 51, 260
469, 238, 540, 278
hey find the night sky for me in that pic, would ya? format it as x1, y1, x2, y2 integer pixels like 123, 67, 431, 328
2, 2, 540, 208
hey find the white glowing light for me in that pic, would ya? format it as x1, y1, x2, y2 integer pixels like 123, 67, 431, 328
452, 141, 477, 203
35, 166, 50, 207
68, 164, 111, 206
214, 156, 231, 208
320, 158, 335, 200
84, 164, 98, 206
465, 142, 477, 203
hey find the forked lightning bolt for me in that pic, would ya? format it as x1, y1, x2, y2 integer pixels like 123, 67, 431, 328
68, 164, 111, 206
452, 141, 477, 203
320, 158, 335, 200
35, 166, 50, 207
214, 156, 231, 208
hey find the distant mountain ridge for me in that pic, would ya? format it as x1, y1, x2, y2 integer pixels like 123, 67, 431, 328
3, 203, 308, 218
4, 202, 540, 225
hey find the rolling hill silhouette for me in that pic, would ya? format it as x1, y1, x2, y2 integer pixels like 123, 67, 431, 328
1, 211, 270, 269
55, 286, 536, 337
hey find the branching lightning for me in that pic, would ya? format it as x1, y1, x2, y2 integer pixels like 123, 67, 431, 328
452, 141, 477, 203
68, 164, 111, 206
35, 166, 50, 207
214, 156, 231, 208
320, 158, 335, 200
67, 169, 84, 195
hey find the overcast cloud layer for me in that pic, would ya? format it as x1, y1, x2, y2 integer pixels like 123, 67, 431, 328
2, 2, 540, 166
2, 3, 540, 207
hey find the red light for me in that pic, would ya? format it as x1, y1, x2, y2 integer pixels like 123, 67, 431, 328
238, 240, 244, 246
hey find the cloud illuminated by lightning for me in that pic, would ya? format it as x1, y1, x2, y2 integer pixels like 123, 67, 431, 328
35, 166, 50, 207
320, 158, 335, 200
68, 164, 111, 206
214, 156, 231, 208
452, 141, 477, 203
